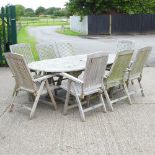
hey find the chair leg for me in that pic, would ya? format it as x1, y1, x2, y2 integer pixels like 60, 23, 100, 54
75, 94, 85, 121
123, 82, 132, 105
30, 81, 45, 119
12, 84, 17, 96
45, 80, 57, 110
102, 86, 113, 112
86, 96, 90, 107
138, 78, 144, 96
9, 91, 17, 112
99, 93, 107, 113
63, 91, 70, 115
63, 80, 71, 115
73, 85, 85, 121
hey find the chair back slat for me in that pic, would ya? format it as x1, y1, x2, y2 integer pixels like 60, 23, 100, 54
36, 43, 57, 60
10, 43, 34, 63
130, 47, 152, 76
55, 42, 74, 57
117, 40, 134, 52
83, 52, 108, 92
5, 53, 35, 91
107, 50, 133, 83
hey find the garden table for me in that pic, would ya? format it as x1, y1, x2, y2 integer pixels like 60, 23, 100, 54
28, 54, 116, 73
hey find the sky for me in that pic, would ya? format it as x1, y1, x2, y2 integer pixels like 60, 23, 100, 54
0, 0, 69, 10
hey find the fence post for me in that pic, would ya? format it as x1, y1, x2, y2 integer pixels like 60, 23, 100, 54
1, 7, 6, 53
109, 14, 112, 35
10, 5, 17, 44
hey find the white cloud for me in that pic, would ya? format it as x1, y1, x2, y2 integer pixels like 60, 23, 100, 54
0, 0, 69, 10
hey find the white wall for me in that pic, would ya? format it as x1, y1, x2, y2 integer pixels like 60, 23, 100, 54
70, 16, 88, 35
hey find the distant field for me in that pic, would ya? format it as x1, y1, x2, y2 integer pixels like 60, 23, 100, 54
17, 17, 69, 27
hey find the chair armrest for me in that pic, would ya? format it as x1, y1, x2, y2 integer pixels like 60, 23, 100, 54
33, 75, 53, 82
60, 73, 84, 84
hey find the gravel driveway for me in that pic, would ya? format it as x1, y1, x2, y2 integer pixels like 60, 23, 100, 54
28, 26, 155, 66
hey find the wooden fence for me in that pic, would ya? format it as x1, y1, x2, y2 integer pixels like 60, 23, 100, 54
70, 14, 155, 35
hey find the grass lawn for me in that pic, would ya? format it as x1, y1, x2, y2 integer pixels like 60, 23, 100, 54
56, 27, 81, 36
18, 21, 69, 27
17, 26, 39, 60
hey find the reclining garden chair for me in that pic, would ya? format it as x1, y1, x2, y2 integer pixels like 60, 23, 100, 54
106, 40, 134, 71
10, 43, 35, 63
103, 50, 133, 111
117, 40, 135, 52
60, 52, 108, 121
36, 43, 57, 60
5, 53, 57, 119
55, 42, 74, 57
126, 46, 152, 96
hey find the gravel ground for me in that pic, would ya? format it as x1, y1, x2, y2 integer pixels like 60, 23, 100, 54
0, 67, 155, 155
0, 27, 155, 154
28, 26, 155, 66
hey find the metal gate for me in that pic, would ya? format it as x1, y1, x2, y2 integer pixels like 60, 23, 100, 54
0, 5, 17, 66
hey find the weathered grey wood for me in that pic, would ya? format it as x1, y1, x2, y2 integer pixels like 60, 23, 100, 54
55, 42, 74, 57
60, 52, 109, 121
126, 47, 152, 96
36, 43, 57, 60
10, 43, 35, 63
28, 54, 116, 73
117, 40, 135, 52
30, 81, 45, 119
5, 53, 57, 119
103, 50, 134, 111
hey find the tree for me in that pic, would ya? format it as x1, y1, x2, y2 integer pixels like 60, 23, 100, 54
66, 0, 155, 16
45, 7, 57, 15
16, 5, 25, 19
35, 6, 46, 15
24, 8, 35, 17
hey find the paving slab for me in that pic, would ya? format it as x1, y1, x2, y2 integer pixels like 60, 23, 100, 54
0, 67, 155, 155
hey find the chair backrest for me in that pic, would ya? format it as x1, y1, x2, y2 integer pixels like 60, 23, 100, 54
36, 43, 57, 60
5, 53, 36, 92
107, 50, 133, 83
83, 52, 108, 92
55, 42, 74, 57
10, 43, 34, 63
130, 47, 152, 77
117, 40, 134, 52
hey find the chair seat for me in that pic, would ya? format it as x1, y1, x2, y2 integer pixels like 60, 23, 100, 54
61, 79, 102, 97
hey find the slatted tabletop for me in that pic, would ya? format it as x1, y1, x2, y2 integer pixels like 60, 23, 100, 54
28, 54, 116, 73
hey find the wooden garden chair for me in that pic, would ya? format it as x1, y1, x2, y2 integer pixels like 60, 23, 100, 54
107, 40, 134, 71
55, 42, 74, 57
10, 43, 35, 63
117, 40, 134, 52
36, 43, 65, 88
36, 43, 57, 60
103, 50, 134, 111
60, 52, 108, 121
5, 53, 57, 119
126, 46, 152, 96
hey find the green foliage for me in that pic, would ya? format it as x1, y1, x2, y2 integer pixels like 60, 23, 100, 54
66, 0, 155, 16
25, 8, 35, 17
45, 7, 58, 15
35, 6, 46, 15
16, 5, 25, 19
